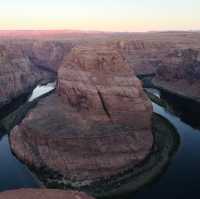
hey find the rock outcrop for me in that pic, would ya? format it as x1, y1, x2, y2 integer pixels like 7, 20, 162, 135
0, 189, 94, 199
10, 44, 153, 190
153, 49, 200, 101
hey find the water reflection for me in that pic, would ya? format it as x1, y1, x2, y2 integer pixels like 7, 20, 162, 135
28, 82, 56, 102
132, 89, 200, 199
0, 133, 40, 191
146, 88, 200, 129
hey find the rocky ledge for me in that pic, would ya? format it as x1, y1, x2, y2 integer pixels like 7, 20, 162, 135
0, 189, 94, 199
10, 43, 153, 192
153, 49, 200, 102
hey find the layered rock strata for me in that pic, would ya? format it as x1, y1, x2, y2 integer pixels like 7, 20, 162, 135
116, 40, 174, 75
10, 44, 153, 188
153, 49, 200, 102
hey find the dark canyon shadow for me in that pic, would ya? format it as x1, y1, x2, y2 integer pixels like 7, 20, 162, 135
144, 84, 200, 130
0, 92, 30, 120
0, 128, 5, 141
160, 90, 200, 129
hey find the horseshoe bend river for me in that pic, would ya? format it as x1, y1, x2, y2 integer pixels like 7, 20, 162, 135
0, 84, 200, 199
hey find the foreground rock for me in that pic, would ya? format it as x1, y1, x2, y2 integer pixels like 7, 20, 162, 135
10, 44, 153, 193
153, 49, 200, 102
0, 189, 94, 199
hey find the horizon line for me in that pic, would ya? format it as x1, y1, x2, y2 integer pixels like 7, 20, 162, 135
0, 29, 200, 33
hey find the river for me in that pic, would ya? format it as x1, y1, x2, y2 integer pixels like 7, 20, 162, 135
134, 89, 200, 199
0, 84, 199, 198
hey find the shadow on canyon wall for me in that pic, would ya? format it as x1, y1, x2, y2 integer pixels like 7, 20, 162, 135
160, 90, 200, 130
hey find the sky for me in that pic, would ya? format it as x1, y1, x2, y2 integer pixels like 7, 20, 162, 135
0, 0, 199, 32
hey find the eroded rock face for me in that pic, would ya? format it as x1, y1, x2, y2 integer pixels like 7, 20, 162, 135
10, 44, 153, 189
115, 40, 174, 75
0, 42, 52, 108
153, 49, 200, 101
0, 189, 94, 199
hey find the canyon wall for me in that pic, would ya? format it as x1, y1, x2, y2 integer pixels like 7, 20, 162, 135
116, 39, 174, 75
0, 42, 51, 108
153, 48, 200, 101
0, 40, 74, 108
24, 40, 74, 72
112, 32, 200, 101
112, 31, 200, 76
1, 32, 200, 106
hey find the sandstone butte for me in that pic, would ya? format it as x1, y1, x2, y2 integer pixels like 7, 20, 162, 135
153, 48, 200, 102
10, 43, 153, 188
0, 189, 94, 199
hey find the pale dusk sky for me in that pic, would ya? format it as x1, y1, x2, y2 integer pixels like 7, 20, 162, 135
0, 0, 199, 32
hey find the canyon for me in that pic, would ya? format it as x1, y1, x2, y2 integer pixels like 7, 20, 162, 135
1, 31, 200, 104
0, 30, 200, 198
10, 43, 153, 191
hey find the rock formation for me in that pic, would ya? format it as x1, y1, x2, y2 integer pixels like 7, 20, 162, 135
153, 49, 200, 101
0, 189, 94, 199
10, 43, 153, 190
